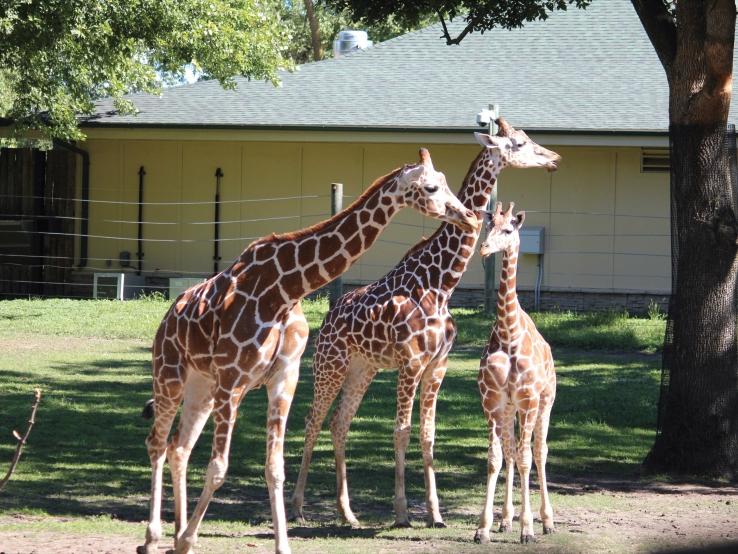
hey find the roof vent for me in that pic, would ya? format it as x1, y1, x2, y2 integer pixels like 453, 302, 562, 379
641, 148, 670, 173
333, 30, 373, 58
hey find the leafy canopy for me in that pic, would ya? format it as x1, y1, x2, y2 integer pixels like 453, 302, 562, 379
327, 0, 592, 44
0, 0, 291, 140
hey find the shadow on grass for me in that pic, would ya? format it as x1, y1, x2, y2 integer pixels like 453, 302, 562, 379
0, 335, 665, 526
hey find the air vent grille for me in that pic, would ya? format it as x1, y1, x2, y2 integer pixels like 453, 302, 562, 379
641, 148, 670, 173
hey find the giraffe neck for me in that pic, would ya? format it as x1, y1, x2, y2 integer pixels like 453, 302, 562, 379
420, 150, 504, 294
496, 245, 522, 344
237, 169, 405, 300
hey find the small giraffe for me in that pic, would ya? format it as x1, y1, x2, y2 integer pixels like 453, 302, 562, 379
291, 120, 560, 528
136, 149, 478, 554
474, 202, 557, 544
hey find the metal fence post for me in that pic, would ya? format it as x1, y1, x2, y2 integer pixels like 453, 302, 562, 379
329, 182, 344, 307
484, 105, 500, 316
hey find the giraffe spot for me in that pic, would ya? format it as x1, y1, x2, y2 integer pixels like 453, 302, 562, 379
363, 224, 380, 245
324, 254, 348, 277
214, 338, 239, 362
345, 233, 363, 257
359, 210, 371, 225
318, 234, 342, 260
254, 243, 276, 262
373, 209, 387, 225
336, 214, 358, 238
281, 270, 305, 298
297, 237, 318, 267
276, 242, 297, 273
304, 263, 323, 290
258, 286, 286, 323
364, 192, 380, 211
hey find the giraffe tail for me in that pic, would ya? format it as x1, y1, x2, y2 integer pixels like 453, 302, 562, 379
141, 398, 155, 419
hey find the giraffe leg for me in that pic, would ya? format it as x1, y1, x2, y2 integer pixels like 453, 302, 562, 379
174, 383, 243, 554
137, 362, 183, 554
534, 393, 555, 535
418, 361, 447, 528
265, 357, 300, 554
499, 404, 516, 533
167, 371, 215, 541
328, 359, 378, 527
515, 399, 540, 544
392, 368, 423, 528
474, 398, 505, 544
291, 356, 347, 523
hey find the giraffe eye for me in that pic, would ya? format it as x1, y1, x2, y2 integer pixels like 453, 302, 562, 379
424, 185, 439, 193
503, 228, 513, 235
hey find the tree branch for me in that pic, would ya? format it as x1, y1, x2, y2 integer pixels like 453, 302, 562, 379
0, 389, 42, 492
631, 0, 677, 72
437, 11, 480, 46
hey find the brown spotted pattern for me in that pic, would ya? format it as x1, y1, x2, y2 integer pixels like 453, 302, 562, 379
136, 150, 477, 554
291, 120, 561, 528
474, 202, 557, 545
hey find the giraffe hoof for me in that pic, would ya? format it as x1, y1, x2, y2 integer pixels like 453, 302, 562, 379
543, 525, 556, 535
392, 520, 412, 529
136, 546, 152, 554
474, 529, 491, 544
520, 533, 536, 544
499, 521, 513, 533
426, 519, 446, 529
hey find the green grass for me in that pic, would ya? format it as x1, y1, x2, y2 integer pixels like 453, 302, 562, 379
0, 298, 664, 550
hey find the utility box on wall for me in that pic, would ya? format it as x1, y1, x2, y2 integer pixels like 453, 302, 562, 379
519, 227, 545, 254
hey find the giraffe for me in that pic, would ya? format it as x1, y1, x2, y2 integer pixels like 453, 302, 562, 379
135, 148, 478, 554
474, 201, 557, 545
291, 119, 560, 528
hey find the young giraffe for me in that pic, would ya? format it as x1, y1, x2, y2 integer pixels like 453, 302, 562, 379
291, 120, 561, 528
474, 202, 557, 544
136, 149, 478, 554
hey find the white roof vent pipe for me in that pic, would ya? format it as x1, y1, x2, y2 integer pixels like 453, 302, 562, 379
333, 30, 373, 58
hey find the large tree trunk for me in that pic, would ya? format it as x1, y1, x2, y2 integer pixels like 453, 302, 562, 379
634, 0, 738, 479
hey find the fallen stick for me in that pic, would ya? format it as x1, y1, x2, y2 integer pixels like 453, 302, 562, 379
0, 388, 42, 492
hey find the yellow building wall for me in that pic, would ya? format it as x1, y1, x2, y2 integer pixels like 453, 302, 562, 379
82, 138, 670, 295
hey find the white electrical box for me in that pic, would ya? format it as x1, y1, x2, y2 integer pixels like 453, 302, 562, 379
519, 227, 545, 254
169, 277, 206, 299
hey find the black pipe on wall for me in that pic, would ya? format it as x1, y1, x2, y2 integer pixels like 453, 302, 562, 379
53, 140, 90, 268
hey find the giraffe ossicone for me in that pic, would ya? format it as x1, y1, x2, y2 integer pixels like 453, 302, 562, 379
290, 120, 560, 529
474, 201, 557, 545
135, 148, 476, 554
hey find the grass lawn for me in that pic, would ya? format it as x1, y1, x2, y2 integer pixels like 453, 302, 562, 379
0, 297, 681, 553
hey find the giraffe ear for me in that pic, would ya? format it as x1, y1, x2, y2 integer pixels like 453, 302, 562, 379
515, 211, 526, 228
474, 132, 503, 152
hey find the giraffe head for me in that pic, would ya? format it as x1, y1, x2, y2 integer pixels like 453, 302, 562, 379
474, 118, 561, 171
479, 202, 525, 257
398, 149, 479, 232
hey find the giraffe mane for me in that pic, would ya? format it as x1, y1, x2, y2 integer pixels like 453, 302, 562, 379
273, 167, 403, 243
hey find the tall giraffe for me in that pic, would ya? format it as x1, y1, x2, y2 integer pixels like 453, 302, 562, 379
135, 149, 478, 554
291, 120, 560, 528
474, 202, 557, 545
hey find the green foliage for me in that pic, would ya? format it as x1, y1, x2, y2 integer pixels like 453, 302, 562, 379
0, 0, 291, 140
280, 1, 434, 64
326, 0, 592, 43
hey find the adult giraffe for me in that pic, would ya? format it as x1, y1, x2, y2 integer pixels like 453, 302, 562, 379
136, 149, 477, 554
291, 120, 560, 527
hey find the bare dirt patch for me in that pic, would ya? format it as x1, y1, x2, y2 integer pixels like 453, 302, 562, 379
1, 479, 737, 553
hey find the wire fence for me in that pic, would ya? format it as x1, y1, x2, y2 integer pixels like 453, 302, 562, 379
0, 184, 673, 302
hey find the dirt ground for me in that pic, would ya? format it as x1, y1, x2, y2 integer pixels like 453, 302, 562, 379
1, 478, 736, 554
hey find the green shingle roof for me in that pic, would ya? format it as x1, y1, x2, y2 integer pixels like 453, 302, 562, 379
86, 0, 738, 133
